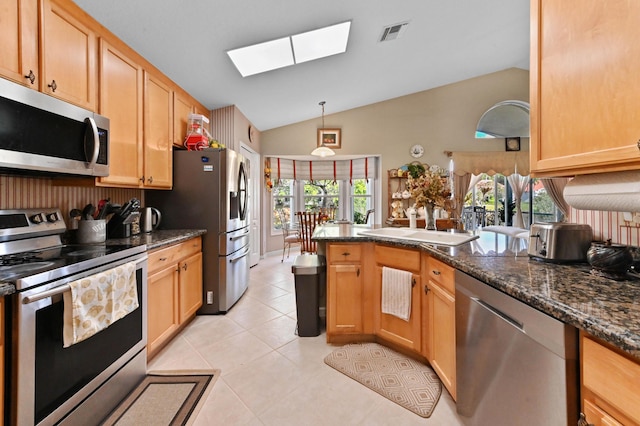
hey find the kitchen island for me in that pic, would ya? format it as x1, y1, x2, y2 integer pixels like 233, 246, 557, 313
316, 223, 640, 423
313, 223, 640, 359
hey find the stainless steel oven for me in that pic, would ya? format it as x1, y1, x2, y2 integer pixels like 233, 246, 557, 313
1, 208, 147, 426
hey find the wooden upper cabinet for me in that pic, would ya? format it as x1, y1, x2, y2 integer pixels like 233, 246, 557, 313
41, 0, 97, 110
531, 0, 640, 176
0, 0, 39, 89
143, 71, 173, 189
96, 39, 143, 188
173, 91, 193, 148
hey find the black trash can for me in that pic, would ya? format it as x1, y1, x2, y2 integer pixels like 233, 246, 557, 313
291, 254, 325, 337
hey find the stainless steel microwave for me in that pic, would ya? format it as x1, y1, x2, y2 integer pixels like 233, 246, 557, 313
0, 78, 109, 177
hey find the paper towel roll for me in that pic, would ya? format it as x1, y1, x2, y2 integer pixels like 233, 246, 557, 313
563, 171, 640, 212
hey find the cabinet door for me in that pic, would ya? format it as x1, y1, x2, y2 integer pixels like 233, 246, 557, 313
430, 281, 456, 400
421, 255, 432, 360
0, 0, 39, 89
374, 245, 422, 352
96, 39, 143, 188
376, 265, 422, 351
327, 264, 363, 335
41, 0, 97, 110
173, 91, 193, 148
582, 335, 640, 424
531, 0, 640, 175
143, 71, 173, 189
178, 252, 203, 323
583, 400, 624, 426
147, 265, 179, 356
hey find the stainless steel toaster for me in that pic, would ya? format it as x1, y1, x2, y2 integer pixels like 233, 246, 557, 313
528, 222, 593, 262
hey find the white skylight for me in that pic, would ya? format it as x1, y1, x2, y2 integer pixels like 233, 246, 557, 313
226, 37, 294, 77
292, 21, 351, 64
227, 21, 351, 77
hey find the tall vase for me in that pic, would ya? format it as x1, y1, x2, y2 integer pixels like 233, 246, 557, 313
424, 203, 436, 230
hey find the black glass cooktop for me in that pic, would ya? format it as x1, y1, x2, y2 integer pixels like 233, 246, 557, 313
0, 243, 144, 289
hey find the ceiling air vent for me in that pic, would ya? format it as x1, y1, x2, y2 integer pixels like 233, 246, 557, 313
379, 21, 409, 42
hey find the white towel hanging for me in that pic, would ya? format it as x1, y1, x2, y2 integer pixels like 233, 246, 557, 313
381, 266, 412, 321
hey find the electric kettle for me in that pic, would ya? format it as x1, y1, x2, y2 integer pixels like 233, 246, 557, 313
140, 207, 161, 233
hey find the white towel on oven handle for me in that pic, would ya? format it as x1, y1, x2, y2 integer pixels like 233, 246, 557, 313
381, 266, 412, 321
63, 261, 138, 348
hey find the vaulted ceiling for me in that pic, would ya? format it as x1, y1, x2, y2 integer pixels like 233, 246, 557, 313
73, 0, 530, 131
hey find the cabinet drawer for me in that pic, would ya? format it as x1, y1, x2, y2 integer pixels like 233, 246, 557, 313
427, 257, 455, 294
328, 244, 362, 263
374, 245, 420, 272
148, 237, 201, 274
582, 336, 640, 424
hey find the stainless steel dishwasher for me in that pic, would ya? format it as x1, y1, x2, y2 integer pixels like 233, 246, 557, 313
455, 270, 579, 425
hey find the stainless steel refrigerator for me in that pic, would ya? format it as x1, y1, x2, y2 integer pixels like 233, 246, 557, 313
146, 149, 250, 314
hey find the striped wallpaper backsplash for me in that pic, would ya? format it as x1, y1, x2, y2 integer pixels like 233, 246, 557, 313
0, 175, 143, 225
570, 207, 640, 247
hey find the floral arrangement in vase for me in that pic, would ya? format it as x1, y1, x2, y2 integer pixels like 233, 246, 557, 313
406, 169, 450, 229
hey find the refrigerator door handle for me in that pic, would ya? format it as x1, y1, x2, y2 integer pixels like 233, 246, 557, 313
229, 246, 250, 263
229, 229, 250, 241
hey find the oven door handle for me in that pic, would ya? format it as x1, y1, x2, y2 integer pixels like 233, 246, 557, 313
22, 255, 147, 305
23, 284, 71, 304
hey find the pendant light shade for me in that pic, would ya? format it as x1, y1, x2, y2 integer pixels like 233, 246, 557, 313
312, 101, 335, 157
311, 146, 335, 157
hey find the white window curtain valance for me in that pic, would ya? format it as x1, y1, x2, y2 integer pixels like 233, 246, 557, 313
451, 151, 529, 177
267, 157, 378, 182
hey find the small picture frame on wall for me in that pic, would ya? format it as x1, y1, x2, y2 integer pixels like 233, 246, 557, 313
505, 137, 521, 152
317, 128, 341, 149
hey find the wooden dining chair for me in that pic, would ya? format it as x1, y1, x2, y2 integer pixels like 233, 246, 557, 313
296, 211, 320, 254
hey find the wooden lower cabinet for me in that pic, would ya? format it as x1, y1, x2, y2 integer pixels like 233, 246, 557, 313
178, 252, 203, 322
325, 242, 457, 400
581, 333, 640, 425
147, 263, 179, 356
424, 256, 456, 400
326, 243, 374, 341
374, 245, 421, 352
147, 237, 202, 358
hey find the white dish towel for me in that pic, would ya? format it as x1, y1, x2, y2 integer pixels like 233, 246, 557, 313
63, 261, 138, 347
381, 266, 412, 321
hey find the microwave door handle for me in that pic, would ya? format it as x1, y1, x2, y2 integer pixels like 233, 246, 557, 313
84, 117, 100, 169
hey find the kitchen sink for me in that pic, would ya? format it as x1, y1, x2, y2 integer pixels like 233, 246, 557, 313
358, 228, 479, 246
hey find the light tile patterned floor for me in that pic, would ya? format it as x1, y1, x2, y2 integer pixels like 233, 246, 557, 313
148, 251, 464, 425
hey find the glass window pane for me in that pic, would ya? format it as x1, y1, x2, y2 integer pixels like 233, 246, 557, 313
272, 179, 295, 232
351, 178, 372, 224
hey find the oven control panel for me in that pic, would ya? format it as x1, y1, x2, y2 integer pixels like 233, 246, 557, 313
0, 208, 66, 242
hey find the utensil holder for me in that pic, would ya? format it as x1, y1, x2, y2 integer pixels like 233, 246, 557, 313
77, 220, 106, 244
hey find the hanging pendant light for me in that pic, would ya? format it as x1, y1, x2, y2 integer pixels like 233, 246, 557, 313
311, 101, 335, 157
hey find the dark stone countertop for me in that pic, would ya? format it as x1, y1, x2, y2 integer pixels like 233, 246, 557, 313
313, 223, 640, 359
0, 229, 207, 298
0, 283, 13, 297
106, 229, 207, 251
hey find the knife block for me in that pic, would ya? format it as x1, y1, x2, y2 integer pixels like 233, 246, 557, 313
107, 212, 140, 238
